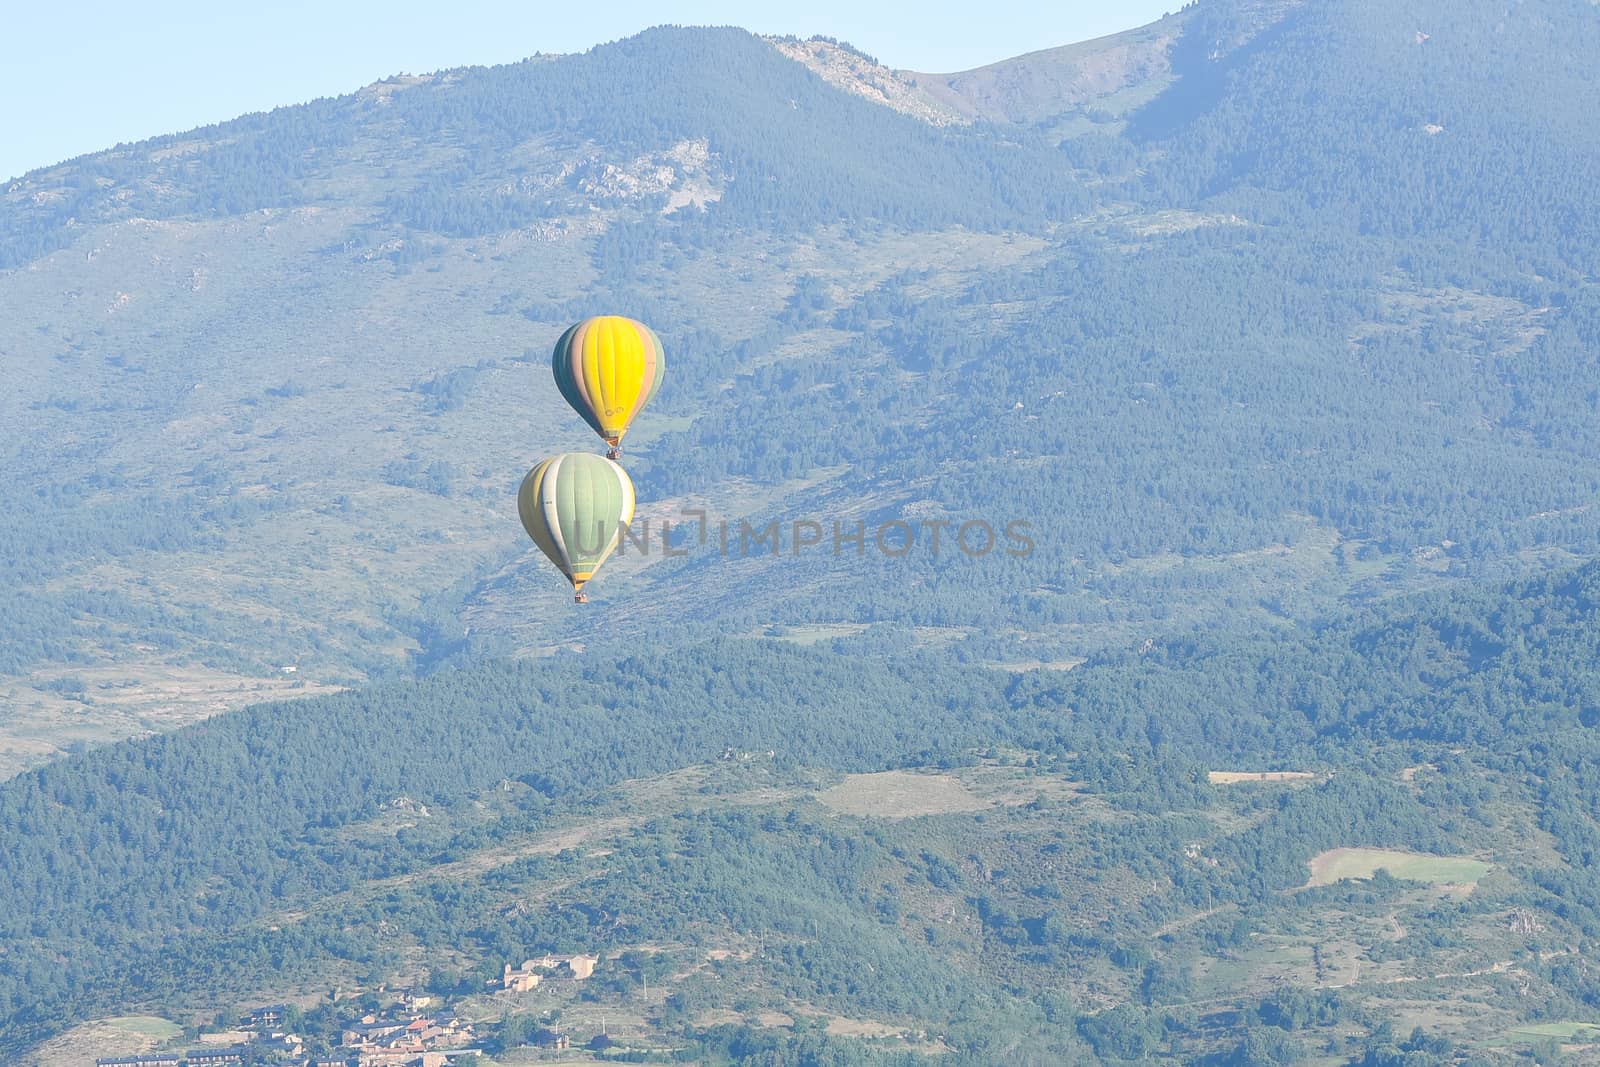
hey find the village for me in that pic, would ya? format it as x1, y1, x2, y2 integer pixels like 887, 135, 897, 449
92, 954, 603, 1067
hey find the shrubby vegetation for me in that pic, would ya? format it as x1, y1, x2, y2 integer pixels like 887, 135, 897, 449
7, 1, 1600, 673
626, 214, 1600, 632
5, 2, 1600, 1059
1, 26, 1083, 268
1136, 0, 1600, 270
5, 561, 1600, 1054
380, 27, 1084, 237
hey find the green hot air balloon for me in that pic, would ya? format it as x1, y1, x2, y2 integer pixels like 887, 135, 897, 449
518, 452, 637, 603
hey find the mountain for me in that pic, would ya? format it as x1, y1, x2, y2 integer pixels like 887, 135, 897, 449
785, 1, 1306, 135
6, 1, 1600, 783
8, 555, 1600, 1060
901, 10, 1195, 128
6, 1, 1600, 1056
0, 26, 1081, 778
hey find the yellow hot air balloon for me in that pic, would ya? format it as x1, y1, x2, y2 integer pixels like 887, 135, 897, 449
551, 316, 665, 458
518, 453, 636, 603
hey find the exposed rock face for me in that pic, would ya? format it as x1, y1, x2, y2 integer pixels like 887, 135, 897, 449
766, 37, 967, 126
558, 138, 727, 214
770, 3, 1309, 130
486, 137, 727, 218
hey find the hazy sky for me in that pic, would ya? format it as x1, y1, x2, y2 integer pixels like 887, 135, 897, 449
2, 0, 1176, 182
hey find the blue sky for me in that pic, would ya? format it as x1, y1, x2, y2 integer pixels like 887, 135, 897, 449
2, 0, 1176, 182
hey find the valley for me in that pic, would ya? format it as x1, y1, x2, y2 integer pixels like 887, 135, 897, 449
4, 0, 1600, 1061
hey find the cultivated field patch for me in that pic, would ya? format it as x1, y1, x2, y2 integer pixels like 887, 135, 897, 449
1307, 848, 1490, 888
1507, 1021, 1600, 1041
1208, 770, 1319, 784
819, 770, 988, 818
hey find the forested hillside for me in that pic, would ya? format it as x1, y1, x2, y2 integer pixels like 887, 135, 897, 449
6, 0, 1600, 1060
4, 0, 1600, 773
9, 560, 1600, 1059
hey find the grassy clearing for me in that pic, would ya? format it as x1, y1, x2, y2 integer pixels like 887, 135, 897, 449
1508, 1021, 1600, 1040
0, 664, 342, 781
1209, 770, 1318, 784
1307, 849, 1490, 888
949, 762, 1083, 808
759, 622, 870, 645
824, 1017, 900, 1038
103, 1017, 182, 1038
29, 1016, 183, 1067
819, 770, 988, 818
996, 657, 1085, 673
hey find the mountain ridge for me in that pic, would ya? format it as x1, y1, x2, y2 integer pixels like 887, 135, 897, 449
8, 2, 1600, 1059
8, 554, 1600, 1058
4, 0, 1600, 813
771, 0, 1311, 134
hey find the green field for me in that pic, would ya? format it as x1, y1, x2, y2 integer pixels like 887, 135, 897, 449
1508, 1021, 1600, 1040
1307, 849, 1491, 887
103, 1017, 183, 1039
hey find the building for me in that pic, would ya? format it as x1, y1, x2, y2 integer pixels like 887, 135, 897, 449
354, 1053, 435, 1067
350, 1049, 482, 1067
184, 1049, 246, 1066
501, 961, 543, 992
342, 1017, 422, 1049
504, 952, 597, 986
342, 1018, 408, 1048
96, 1057, 180, 1067
268, 1032, 305, 1053
400, 992, 435, 1013
402, 1017, 472, 1048
244, 1004, 287, 1029
197, 1031, 254, 1047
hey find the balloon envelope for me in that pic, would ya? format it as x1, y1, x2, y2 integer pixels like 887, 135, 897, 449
551, 316, 665, 448
518, 452, 637, 594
